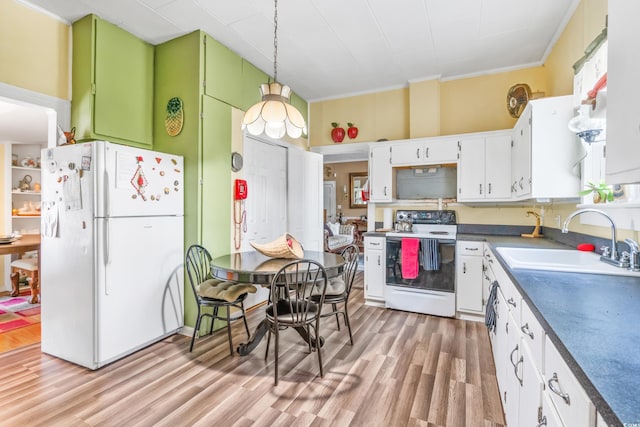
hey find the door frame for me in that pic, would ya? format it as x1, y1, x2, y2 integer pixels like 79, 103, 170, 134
323, 180, 336, 222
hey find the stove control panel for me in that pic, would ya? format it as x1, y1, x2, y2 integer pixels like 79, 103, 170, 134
395, 210, 457, 225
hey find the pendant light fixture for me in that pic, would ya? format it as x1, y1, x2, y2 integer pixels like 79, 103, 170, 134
241, 0, 307, 139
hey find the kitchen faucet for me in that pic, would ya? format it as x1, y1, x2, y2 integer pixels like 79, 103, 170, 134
562, 208, 629, 268
624, 238, 640, 271
521, 210, 543, 238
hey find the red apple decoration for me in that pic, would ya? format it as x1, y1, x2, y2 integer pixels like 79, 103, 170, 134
331, 122, 345, 143
347, 122, 359, 139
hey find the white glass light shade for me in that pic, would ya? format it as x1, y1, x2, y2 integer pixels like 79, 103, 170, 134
568, 104, 606, 144
242, 82, 307, 139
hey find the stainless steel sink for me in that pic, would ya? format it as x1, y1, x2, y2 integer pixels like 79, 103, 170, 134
495, 247, 640, 277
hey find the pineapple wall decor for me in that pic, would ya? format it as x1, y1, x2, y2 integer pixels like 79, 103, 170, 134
165, 97, 184, 136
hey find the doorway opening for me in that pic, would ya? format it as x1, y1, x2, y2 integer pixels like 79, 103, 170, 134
0, 85, 68, 354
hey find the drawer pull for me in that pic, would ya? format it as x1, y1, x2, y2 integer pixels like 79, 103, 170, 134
514, 355, 524, 386
548, 372, 571, 405
507, 297, 517, 308
521, 323, 534, 339
509, 344, 519, 367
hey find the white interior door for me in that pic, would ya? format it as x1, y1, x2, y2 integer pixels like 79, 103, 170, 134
288, 148, 323, 251
243, 136, 287, 247
242, 136, 288, 308
323, 181, 336, 222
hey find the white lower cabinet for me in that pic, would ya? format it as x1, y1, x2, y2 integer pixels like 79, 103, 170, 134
482, 243, 496, 311
545, 336, 596, 426
540, 391, 565, 427
504, 311, 521, 426
492, 291, 510, 396
487, 246, 597, 427
518, 342, 545, 426
521, 300, 545, 372
456, 241, 484, 313
364, 236, 386, 303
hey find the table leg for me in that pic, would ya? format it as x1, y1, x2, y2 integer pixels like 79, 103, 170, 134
237, 320, 269, 356
293, 327, 325, 349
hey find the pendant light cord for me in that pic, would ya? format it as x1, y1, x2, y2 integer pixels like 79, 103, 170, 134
273, 0, 278, 82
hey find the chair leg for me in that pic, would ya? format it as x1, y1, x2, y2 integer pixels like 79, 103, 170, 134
332, 303, 340, 330
9, 272, 19, 297
226, 306, 234, 356
190, 308, 202, 352
315, 321, 323, 378
265, 328, 271, 361
29, 277, 39, 304
344, 304, 354, 345
274, 327, 280, 385
241, 302, 250, 338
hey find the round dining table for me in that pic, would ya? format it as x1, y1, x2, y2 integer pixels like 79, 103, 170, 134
210, 250, 345, 355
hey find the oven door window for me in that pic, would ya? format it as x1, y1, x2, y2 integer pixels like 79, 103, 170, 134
386, 238, 456, 292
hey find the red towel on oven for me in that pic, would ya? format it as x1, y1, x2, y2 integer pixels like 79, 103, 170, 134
401, 238, 420, 279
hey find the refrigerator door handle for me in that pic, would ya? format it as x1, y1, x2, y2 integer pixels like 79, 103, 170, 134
104, 169, 110, 217
103, 218, 110, 295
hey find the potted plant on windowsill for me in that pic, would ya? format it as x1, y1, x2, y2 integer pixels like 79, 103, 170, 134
579, 181, 614, 203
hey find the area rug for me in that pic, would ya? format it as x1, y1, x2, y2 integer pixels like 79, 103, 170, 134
0, 292, 40, 333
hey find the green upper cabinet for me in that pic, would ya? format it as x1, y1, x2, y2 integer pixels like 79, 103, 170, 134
241, 59, 269, 112
71, 14, 154, 148
204, 35, 242, 108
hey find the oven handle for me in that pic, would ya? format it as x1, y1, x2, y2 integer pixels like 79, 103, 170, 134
386, 237, 456, 244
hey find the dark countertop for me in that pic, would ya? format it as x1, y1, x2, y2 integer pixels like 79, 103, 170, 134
465, 233, 638, 427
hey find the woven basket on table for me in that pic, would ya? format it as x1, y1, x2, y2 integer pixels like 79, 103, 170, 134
250, 233, 304, 259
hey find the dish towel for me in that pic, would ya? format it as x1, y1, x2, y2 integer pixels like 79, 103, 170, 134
421, 239, 440, 271
401, 238, 420, 279
485, 281, 499, 332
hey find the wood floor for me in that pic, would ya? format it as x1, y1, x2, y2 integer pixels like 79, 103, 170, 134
0, 273, 505, 427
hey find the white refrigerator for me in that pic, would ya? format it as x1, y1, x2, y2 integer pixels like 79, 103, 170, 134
40, 141, 184, 369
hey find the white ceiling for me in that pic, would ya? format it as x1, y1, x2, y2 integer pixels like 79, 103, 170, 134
21, 0, 580, 102
0, 100, 49, 144
1, 0, 581, 146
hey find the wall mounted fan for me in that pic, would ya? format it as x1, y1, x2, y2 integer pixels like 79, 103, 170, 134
506, 83, 532, 118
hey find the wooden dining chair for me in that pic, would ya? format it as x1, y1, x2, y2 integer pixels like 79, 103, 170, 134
311, 244, 359, 345
264, 259, 328, 385
185, 244, 257, 356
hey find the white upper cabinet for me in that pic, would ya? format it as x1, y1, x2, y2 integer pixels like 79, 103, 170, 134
369, 145, 392, 202
511, 96, 581, 201
458, 132, 512, 201
606, 0, 640, 184
390, 137, 458, 166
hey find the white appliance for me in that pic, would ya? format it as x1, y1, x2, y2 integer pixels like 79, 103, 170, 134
385, 210, 457, 317
40, 141, 184, 370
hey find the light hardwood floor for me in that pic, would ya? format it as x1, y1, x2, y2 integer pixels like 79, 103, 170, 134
0, 273, 505, 427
